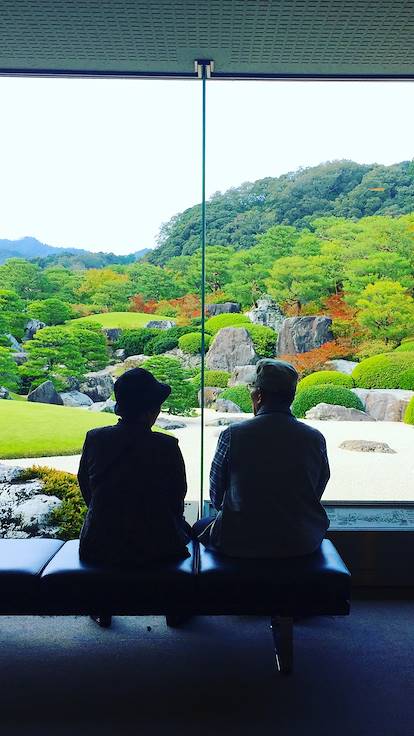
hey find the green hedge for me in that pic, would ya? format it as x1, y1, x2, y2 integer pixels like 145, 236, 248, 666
220, 385, 252, 413
116, 328, 160, 356
192, 370, 230, 388
394, 341, 414, 353
291, 384, 364, 418
352, 353, 414, 389
399, 369, 414, 390
245, 324, 277, 358
148, 326, 198, 355
178, 332, 212, 354
204, 313, 250, 335
404, 397, 414, 425
297, 370, 354, 392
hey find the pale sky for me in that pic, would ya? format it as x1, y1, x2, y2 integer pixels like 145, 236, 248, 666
0, 77, 413, 254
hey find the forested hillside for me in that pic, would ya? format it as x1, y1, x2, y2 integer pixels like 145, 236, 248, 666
0, 236, 149, 267
149, 160, 414, 264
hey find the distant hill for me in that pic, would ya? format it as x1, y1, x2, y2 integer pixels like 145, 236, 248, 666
0, 237, 150, 267
149, 160, 414, 265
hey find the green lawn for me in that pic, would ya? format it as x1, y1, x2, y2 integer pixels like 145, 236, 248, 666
68, 312, 169, 329
0, 401, 118, 458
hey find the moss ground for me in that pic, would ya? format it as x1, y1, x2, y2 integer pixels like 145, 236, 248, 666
68, 312, 169, 329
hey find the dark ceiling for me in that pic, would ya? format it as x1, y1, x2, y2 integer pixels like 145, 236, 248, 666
1, 0, 414, 79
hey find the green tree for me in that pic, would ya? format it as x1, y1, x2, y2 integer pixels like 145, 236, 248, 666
227, 247, 270, 306
356, 280, 414, 343
19, 326, 86, 391
0, 347, 20, 391
65, 322, 109, 370
344, 253, 413, 303
28, 298, 73, 325
127, 262, 184, 301
266, 255, 332, 313
0, 259, 51, 301
141, 356, 196, 415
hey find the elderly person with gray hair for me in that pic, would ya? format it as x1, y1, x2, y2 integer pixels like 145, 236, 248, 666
194, 359, 330, 558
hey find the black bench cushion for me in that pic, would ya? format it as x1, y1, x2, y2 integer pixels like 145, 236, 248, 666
40, 540, 197, 614
0, 539, 64, 613
196, 539, 351, 616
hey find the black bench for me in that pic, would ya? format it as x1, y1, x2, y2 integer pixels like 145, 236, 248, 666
0, 538, 350, 674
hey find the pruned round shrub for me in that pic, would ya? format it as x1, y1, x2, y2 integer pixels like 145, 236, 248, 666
404, 396, 414, 424
191, 369, 230, 388
116, 328, 160, 357
245, 324, 277, 358
178, 332, 212, 355
394, 341, 414, 353
297, 370, 354, 392
204, 313, 250, 335
291, 384, 364, 418
352, 353, 414, 389
399, 369, 414, 390
147, 326, 198, 355
220, 385, 252, 413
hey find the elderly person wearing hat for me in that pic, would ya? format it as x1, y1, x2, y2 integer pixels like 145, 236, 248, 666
77, 368, 190, 567
194, 358, 330, 558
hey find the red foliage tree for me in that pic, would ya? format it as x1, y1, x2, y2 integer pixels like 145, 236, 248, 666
280, 340, 352, 378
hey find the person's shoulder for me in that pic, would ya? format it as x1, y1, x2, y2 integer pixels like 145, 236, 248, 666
151, 430, 179, 448
293, 417, 327, 446
85, 424, 120, 442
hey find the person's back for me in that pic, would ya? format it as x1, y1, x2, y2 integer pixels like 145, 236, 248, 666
197, 359, 330, 558
78, 368, 189, 566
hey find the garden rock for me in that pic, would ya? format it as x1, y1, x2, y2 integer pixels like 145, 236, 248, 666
339, 440, 396, 454
59, 390, 93, 407
206, 327, 259, 371
164, 348, 201, 370
247, 297, 284, 332
206, 416, 246, 426
122, 354, 149, 370
156, 418, 187, 430
14, 495, 62, 534
305, 403, 375, 421
146, 320, 176, 330
88, 398, 116, 413
205, 302, 241, 317
11, 351, 28, 365
23, 318, 46, 341
114, 348, 126, 360
0, 464, 25, 483
103, 328, 122, 343
28, 381, 63, 406
5, 333, 21, 351
277, 316, 333, 355
352, 388, 414, 422
198, 387, 223, 408
215, 398, 244, 413
0, 480, 44, 508
324, 359, 358, 375
80, 370, 114, 402
0, 387, 10, 400
229, 365, 257, 386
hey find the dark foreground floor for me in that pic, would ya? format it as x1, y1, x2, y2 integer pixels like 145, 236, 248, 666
0, 601, 413, 736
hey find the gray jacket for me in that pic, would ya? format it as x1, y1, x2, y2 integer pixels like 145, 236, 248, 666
199, 407, 330, 558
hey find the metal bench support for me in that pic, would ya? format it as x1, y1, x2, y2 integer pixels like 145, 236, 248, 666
270, 616, 293, 674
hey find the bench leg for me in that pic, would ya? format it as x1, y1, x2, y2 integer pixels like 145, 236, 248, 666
270, 616, 293, 675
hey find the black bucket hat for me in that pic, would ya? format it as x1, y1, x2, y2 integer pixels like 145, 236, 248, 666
114, 368, 171, 418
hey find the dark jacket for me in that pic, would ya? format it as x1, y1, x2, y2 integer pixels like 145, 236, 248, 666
78, 420, 190, 566
199, 407, 330, 558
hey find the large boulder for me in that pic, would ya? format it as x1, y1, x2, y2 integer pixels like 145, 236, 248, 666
205, 302, 241, 317
102, 328, 122, 343
27, 381, 63, 405
197, 387, 223, 408
0, 387, 10, 400
324, 359, 358, 375
0, 465, 25, 483
122, 354, 150, 371
59, 390, 93, 407
164, 348, 201, 371
247, 297, 284, 332
215, 398, 244, 413
14, 495, 62, 534
229, 365, 257, 387
146, 320, 176, 330
23, 318, 46, 341
79, 370, 114, 402
0, 466, 62, 539
305, 403, 375, 421
206, 327, 259, 371
352, 388, 414, 422
277, 316, 333, 355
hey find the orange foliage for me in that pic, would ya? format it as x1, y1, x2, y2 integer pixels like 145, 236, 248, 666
130, 294, 157, 313
280, 340, 352, 378
323, 294, 356, 320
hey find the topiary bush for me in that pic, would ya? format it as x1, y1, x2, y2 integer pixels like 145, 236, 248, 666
352, 353, 414, 389
399, 369, 414, 390
116, 328, 160, 356
220, 385, 252, 413
404, 396, 414, 424
141, 355, 197, 415
20, 466, 86, 540
394, 341, 414, 352
204, 370, 231, 388
245, 324, 277, 358
204, 313, 250, 335
297, 370, 354, 392
147, 326, 198, 355
178, 332, 212, 354
291, 384, 364, 418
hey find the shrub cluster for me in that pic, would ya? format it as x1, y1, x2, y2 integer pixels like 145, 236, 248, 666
178, 332, 212, 354
245, 324, 277, 358
141, 355, 196, 415
394, 341, 414, 353
355, 339, 392, 360
20, 466, 86, 540
204, 370, 231, 388
204, 313, 250, 335
220, 385, 252, 413
352, 353, 414, 389
297, 370, 354, 391
291, 384, 364, 418
116, 328, 160, 356
404, 396, 414, 425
